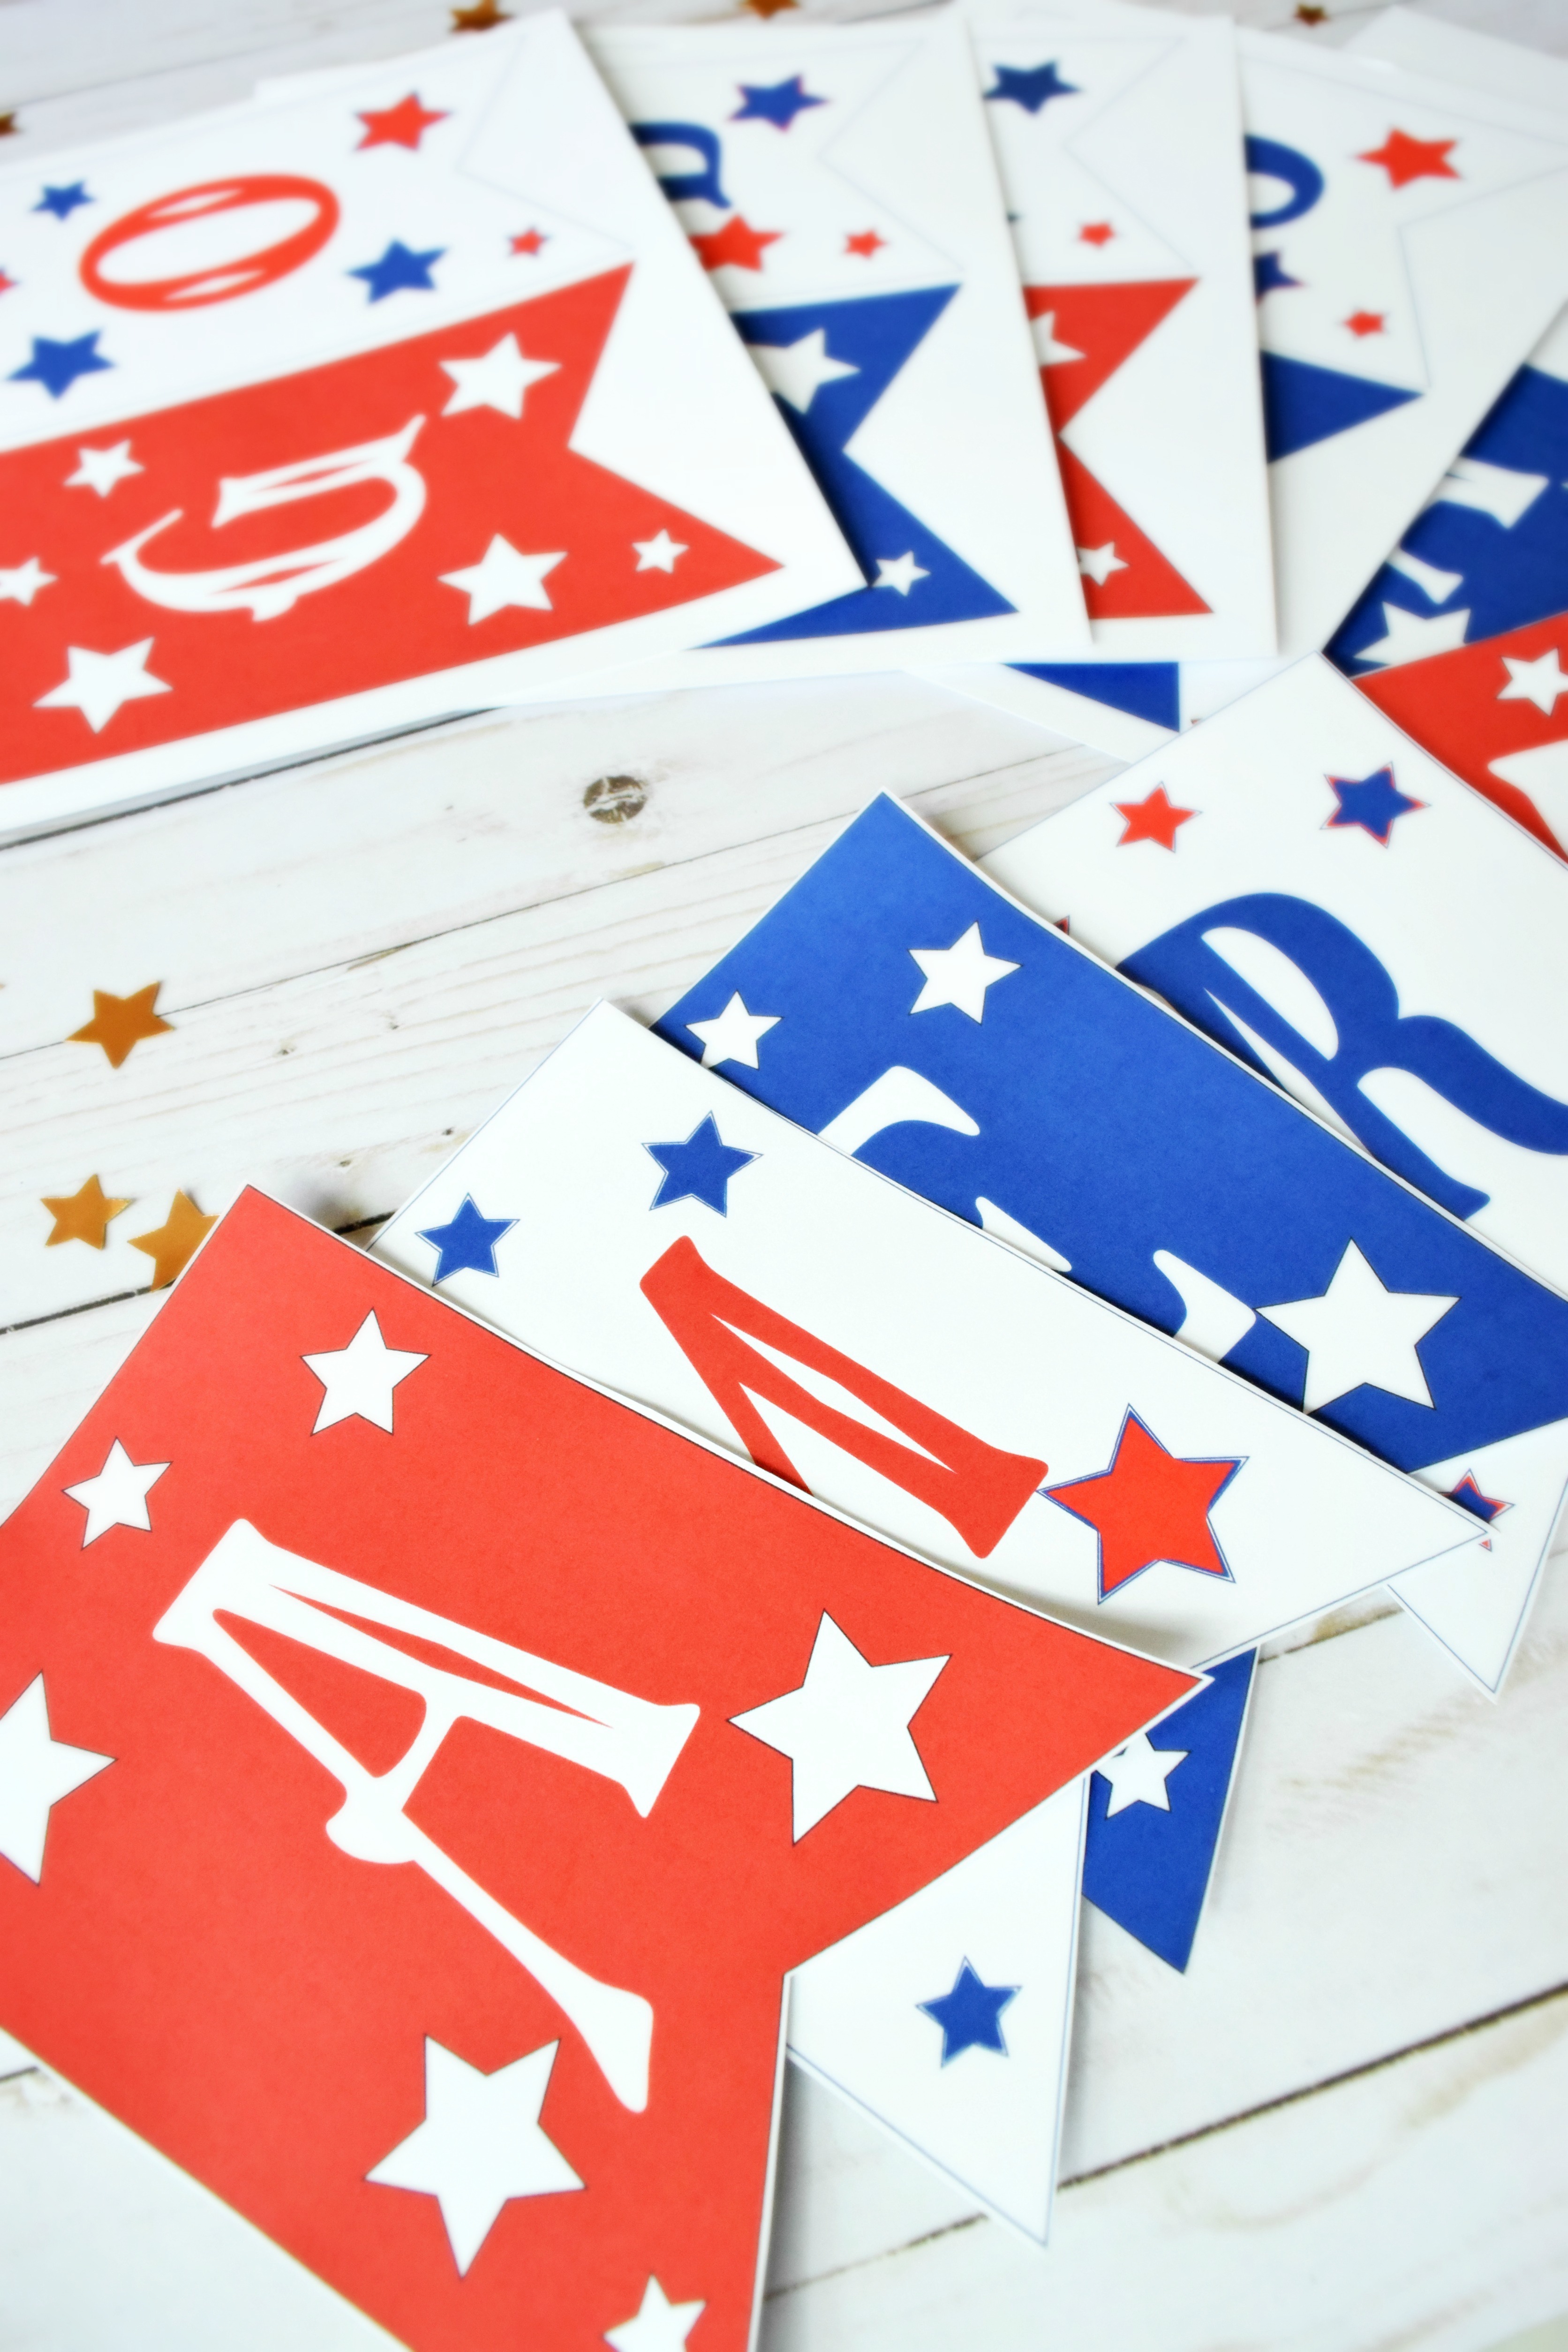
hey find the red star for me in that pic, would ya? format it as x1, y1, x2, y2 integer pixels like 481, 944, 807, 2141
1343, 310, 1386, 337
0, 270, 15, 294
355, 93, 449, 151
845, 229, 887, 258
1046, 1411, 1240, 1601
1295, 4, 1327, 21
690, 216, 782, 273
1358, 128, 1459, 189
510, 228, 548, 256
1078, 222, 1116, 247
1114, 784, 1197, 850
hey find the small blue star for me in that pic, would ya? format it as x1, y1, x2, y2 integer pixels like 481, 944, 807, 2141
8, 330, 113, 399
1254, 249, 1302, 299
347, 239, 445, 302
1450, 1473, 1508, 1524
1326, 765, 1425, 845
416, 1194, 517, 1281
731, 75, 827, 131
984, 61, 1079, 113
34, 182, 93, 220
918, 1959, 1019, 2064
644, 1116, 757, 1214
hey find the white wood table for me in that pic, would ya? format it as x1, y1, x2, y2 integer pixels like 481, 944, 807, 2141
2, 1, 1568, 2345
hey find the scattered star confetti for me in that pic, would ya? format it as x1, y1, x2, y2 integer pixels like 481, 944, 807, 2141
128, 1191, 218, 1289
68, 983, 172, 1068
41, 1176, 132, 1250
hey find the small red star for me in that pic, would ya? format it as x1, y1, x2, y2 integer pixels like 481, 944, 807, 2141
1295, 4, 1327, 22
451, 0, 508, 25
0, 270, 15, 294
845, 229, 886, 259
510, 228, 548, 256
1343, 310, 1386, 337
1046, 1411, 1239, 1600
356, 94, 449, 151
1113, 785, 1197, 851
1358, 128, 1459, 189
689, 216, 782, 273
1078, 222, 1116, 247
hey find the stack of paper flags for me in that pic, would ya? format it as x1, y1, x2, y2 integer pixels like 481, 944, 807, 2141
6, 5, 1568, 2346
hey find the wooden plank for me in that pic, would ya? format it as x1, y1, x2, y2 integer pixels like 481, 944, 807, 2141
764, 1987, 1568, 2352
0, 680, 1093, 1059
0, 733, 1114, 1330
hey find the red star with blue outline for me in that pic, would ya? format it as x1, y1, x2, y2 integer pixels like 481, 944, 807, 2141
1326, 765, 1425, 844
1358, 129, 1459, 190
1448, 1472, 1508, 1525
1115, 785, 1197, 850
1044, 1410, 1242, 1602
356, 93, 449, 151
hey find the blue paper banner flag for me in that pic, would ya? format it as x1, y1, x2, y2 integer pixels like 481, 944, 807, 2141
656, 794, 1568, 1694
1083, 1649, 1257, 1973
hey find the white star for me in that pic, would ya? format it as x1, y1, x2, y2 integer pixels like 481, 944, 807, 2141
367, 2037, 582, 2274
302, 1312, 428, 1435
747, 327, 859, 414
1097, 1732, 1187, 1818
633, 530, 687, 574
1031, 310, 1084, 366
1260, 1240, 1457, 1415
65, 439, 143, 497
731, 1612, 947, 1840
605, 2275, 707, 2352
0, 556, 54, 606
1499, 647, 1568, 716
873, 551, 929, 595
1078, 543, 1128, 586
686, 992, 779, 1070
63, 1438, 169, 1546
0, 1676, 112, 1883
35, 640, 172, 733
439, 333, 559, 420
440, 537, 565, 623
909, 921, 1019, 1021
1352, 601, 1472, 669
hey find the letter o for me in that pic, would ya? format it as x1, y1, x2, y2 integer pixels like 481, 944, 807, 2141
1245, 136, 1326, 230
80, 175, 340, 311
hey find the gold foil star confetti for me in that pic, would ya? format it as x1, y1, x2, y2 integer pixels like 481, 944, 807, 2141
451, 0, 508, 28
68, 983, 173, 1068
42, 1176, 133, 1250
128, 1191, 217, 1289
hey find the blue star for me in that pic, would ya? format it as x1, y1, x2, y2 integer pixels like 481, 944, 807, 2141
1450, 1472, 1508, 1524
347, 240, 445, 302
917, 1959, 1019, 2064
416, 1194, 517, 1281
1254, 249, 1302, 299
34, 182, 93, 220
1326, 765, 1425, 844
731, 75, 827, 131
8, 330, 113, 399
644, 1116, 758, 1214
984, 61, 1079, 113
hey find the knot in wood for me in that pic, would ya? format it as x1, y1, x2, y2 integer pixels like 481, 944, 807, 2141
583, 774, 647, 825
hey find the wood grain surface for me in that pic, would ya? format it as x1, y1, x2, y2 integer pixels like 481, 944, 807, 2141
0, 2, 1564, 2346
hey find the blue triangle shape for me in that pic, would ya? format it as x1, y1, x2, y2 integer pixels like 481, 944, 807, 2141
1010, 662, 1181, 731
1261, 351, 1420, 462
716, 288, 1014, 642
1082, 1649, 1257, 1972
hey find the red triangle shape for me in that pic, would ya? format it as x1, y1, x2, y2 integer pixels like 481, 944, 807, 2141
1026, 279, 1210, 619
